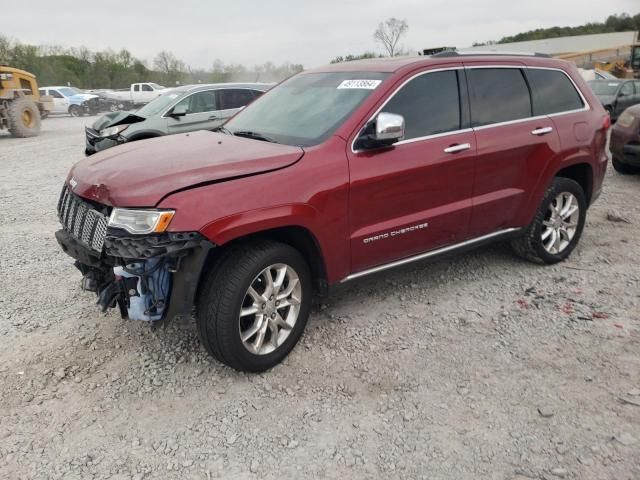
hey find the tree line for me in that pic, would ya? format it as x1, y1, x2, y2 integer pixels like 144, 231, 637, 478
474, 12, 640, 46
0, 36, 303, 89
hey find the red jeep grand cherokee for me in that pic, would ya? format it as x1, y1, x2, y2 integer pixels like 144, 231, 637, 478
56, 53, 610, 372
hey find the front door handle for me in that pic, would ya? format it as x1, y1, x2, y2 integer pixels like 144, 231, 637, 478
531, 126, 553, 136
208, 115, 218, 120
444, 143, 471, 154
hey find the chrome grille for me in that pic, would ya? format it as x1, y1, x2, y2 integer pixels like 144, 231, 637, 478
57, 185, 108, 252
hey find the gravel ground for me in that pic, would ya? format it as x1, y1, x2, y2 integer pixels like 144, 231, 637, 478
1, 116, 639, 480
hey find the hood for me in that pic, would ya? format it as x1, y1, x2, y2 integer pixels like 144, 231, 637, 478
70, 93, 99, 102
91, 111, 146, 131
69, 130, 304, 207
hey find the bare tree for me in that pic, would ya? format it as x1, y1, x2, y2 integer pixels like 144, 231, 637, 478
373, 18, 408, 57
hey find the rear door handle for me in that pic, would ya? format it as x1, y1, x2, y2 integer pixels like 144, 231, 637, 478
443, 143, 471, 154
531, 126, 553, 136
208, 115, 218, 120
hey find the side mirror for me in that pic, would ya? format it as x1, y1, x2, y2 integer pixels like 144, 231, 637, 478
354, 112, 405, 151
618, 91, 629, 98
169, 104, 187, 117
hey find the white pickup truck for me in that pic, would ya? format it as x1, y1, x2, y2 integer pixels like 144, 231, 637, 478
103, 83, 170, 108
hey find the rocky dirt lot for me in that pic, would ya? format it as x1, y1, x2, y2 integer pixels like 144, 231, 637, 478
1, 117, 639, 480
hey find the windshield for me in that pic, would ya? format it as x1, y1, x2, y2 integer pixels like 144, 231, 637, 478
136, 91, 182, 116
149, 83, 165, 90
225, 71, 389, 147
58, 87, 80, 97
588, 81, 620, 95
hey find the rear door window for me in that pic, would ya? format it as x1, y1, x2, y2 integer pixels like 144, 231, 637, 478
526, 68, 584, 115
382, 70, 461, 140
218, 89, 255, 110
468, 68, 531, 126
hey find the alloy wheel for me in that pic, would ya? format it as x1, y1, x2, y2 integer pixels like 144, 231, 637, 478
541, 192, 580, 254
239, 263, 302, 355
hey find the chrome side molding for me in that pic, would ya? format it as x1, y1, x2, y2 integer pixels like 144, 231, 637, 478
341, 228, 521, 282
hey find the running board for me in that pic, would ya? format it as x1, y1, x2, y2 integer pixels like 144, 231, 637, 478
341, 228, 521, 283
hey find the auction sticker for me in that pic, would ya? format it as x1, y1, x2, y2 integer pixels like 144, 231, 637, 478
337, 79, 382, 90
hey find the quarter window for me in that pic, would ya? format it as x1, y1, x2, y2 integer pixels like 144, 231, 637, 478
468, 68, 531, 126
526, 69, 584, 115
382, 70, 461, 140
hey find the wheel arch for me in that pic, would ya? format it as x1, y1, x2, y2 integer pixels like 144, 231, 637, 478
203, 224, 329, 296
127, 130, 164, 142
554, 162, 594, 205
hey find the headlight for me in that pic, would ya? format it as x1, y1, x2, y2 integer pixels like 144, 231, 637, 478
108, 208, 175, 234
99, 124, 129, 138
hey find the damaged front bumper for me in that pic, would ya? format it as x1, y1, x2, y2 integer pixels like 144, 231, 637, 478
55, 187, 213, 325
85, 126, 126, 156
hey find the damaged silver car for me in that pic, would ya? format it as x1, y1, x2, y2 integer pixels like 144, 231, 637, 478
84, 82, 271, 155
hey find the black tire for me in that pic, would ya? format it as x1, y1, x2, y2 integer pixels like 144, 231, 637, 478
68, 105, 81, 117
604, 105, 613, 122
511, 177, 587, 264
612, 156, 640, 175
196, 240, 312, 372
7, 97, 41, 137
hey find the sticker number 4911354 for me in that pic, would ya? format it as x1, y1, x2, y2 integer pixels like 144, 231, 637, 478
337, 79, 382, 90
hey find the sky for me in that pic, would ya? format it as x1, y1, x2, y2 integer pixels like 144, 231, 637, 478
3, 0, 638, 69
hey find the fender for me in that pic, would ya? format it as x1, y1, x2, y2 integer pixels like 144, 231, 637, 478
199, 203, 345, 282
519, 148, 594, 226
127, 130, 165, 141
200, 203, 321, 246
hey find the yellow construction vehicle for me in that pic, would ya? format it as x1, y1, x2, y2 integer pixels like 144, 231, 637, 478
0, 65, 52, 137
558, 44, 640, 79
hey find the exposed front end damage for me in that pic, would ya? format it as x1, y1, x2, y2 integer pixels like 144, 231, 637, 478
55, 184, 212, 325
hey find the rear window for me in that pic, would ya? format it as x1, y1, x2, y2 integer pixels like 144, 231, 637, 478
527, 69, 584, 115
468, 68, 531, 127
382, 70, 461, 140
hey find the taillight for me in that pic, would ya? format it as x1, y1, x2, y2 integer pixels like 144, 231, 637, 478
603, 114, 611, 131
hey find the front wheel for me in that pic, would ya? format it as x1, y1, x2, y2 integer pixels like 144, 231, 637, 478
511, 177, 587, 264
196, 241, 312, 372
68, 105, 81, 117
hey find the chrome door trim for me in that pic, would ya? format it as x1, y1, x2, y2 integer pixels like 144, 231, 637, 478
161, 87, 258, 119
351, 64, 591, 148
350, 66, 464, 154
341, 228, 521, 282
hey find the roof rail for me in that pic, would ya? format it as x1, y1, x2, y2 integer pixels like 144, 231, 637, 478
432, 51, 551, 58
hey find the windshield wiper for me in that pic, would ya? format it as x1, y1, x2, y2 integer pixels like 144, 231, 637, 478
232, 130, 279, 144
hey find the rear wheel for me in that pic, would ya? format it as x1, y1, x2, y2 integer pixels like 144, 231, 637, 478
612, 156, 640, 174
196, 241, 312, 372
512, 177, 586, 264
